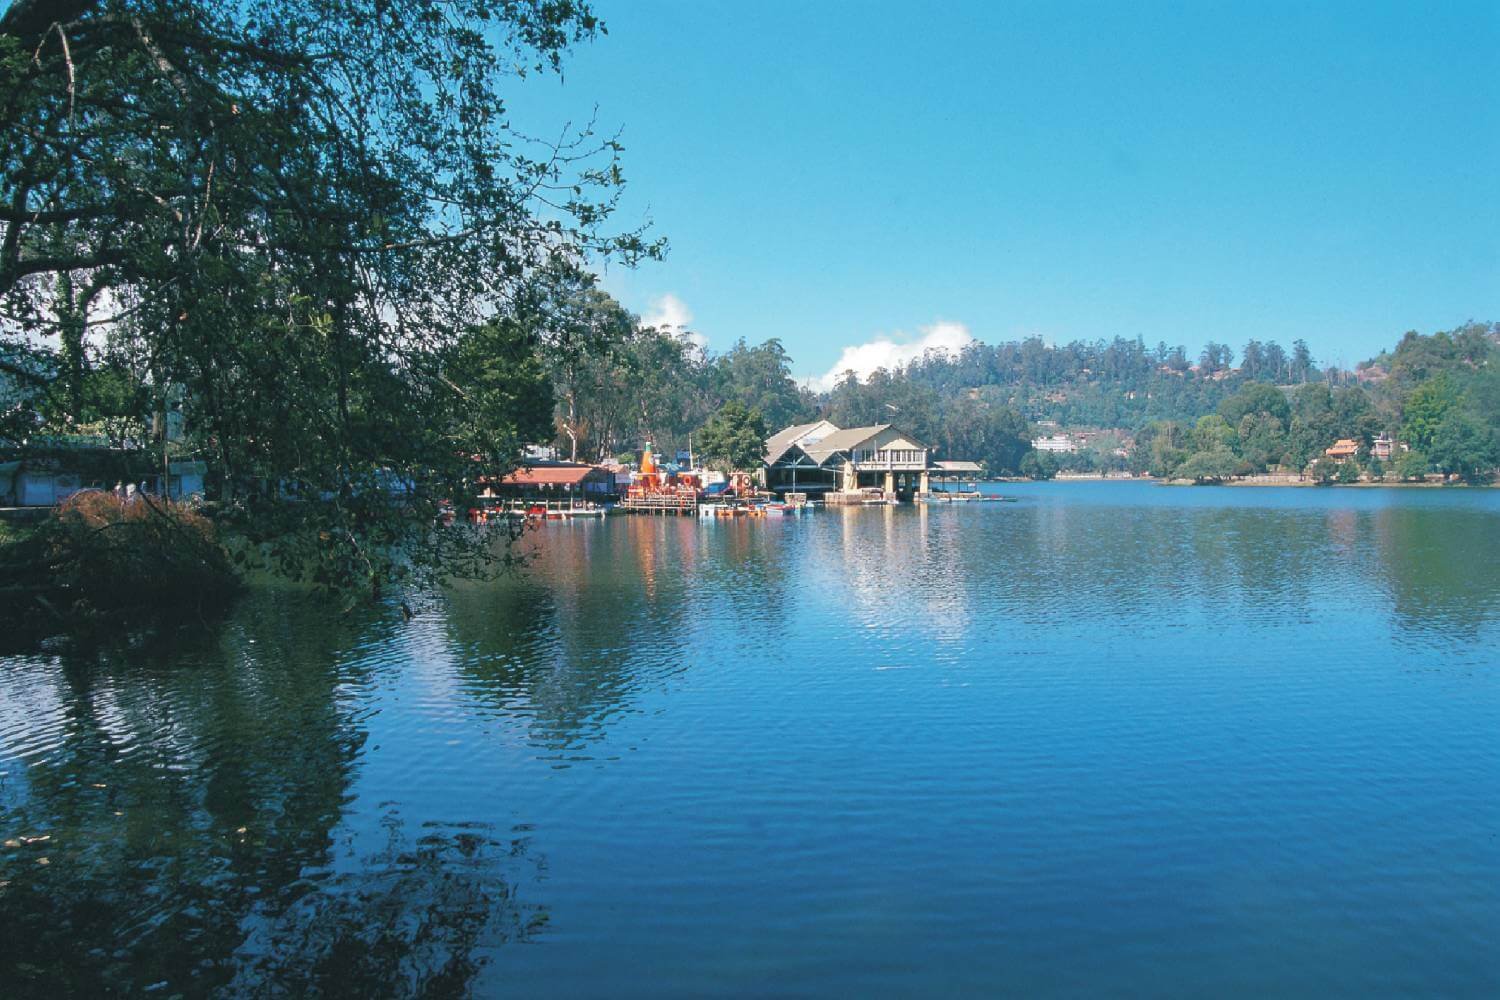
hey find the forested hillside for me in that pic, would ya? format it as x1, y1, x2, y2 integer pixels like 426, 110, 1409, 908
580, 319, 1497, 481
810, 322, 1499, 480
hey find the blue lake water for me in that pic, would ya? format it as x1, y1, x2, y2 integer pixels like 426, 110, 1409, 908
3, 481, 1499, 996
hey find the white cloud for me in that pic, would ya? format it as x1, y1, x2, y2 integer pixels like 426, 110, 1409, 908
808, 320, 976, 391
641, 293, 707, 350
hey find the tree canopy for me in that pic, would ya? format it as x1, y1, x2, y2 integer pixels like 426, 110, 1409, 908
2, 0, 657, 594
694, 401, 767, 473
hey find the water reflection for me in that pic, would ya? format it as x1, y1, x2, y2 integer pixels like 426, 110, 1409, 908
0, 593, 540, 998
1, 485, 1497, 997
442, 517, 810, 760
1371, 505, 1500, 644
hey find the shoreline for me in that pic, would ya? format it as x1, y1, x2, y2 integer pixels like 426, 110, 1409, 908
987, 474, 1497, 488
1175, 478, 1496, 488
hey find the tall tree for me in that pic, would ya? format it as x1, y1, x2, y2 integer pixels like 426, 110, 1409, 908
695, 401, 767, 473
1291, 340, 1316, 383
1428, 409, 1498, 483
713, 338, 813, 430
2, 0, 658, 594
1401, 375, 1459, 453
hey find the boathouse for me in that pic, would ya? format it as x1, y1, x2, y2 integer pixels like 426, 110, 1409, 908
929, 460, 984, 494
481, 462, 616, 505
763, 422, 936, 501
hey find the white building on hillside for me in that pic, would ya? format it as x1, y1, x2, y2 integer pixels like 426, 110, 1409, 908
1032, 434, 1077, 453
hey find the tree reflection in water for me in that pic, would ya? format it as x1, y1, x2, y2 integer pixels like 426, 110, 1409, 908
229, 812, 544, 999
0, 590, 542, 999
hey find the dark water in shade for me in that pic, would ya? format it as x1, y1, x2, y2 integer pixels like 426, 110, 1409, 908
3, 482, 1499, 997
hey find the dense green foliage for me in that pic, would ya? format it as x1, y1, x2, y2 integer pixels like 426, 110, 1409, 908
894, 334, 1323, 430
538, 312, 815, 463
1116, 323, 1498, 482
1, 0, 656, 596
694, 401, 768, 473
0, 490, 236, 647
822, 371, 1033, 474
788, 321, 1496, 482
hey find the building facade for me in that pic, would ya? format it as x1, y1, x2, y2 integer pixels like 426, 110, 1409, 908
764, 422, 935, 500
1031, 434, 1077, 453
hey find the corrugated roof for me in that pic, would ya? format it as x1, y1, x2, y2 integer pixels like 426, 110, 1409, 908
933, 460, 983, 472
804, 424, 892, 464
764, 421, 824, 464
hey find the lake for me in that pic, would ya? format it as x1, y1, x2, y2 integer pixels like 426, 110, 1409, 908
3, 481, 1499, 997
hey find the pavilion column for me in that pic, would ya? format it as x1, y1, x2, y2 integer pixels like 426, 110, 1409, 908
919, 470, 930, 494
883, 470, 894, 495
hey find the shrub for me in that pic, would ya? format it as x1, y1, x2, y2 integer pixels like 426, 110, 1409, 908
0, 491, 238, 643
1310, 456, 1340, 484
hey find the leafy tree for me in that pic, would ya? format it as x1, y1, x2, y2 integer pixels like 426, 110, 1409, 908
1131, 420, 1189, 478
1192, 413, 1236, 452
1428, 409, 1498, 483
1235, 412, 1288, 471
1396, 449, 1430, 482
1310, 456, 1340, 484
1219, 382, 1290, 427
714, 339, 814, 430
695, 401, 768, 472
1401, 375, 1460, 453
1291, 340, 1316, 382
1176, 448, 1238, 483
442, 320, 555, 471
1472, 366, 1500, 430
1390, 329, 1460, 386
1019, 450, 1058, 480
1263, 341, 1289, 382
1240, 340, 1266, 379
1328, 386, 1380, 444
540, 286, 640, 463
1336, 458, 1360, 484
2, 0, 658, 597
1292, 383, 1335, 430
1199, 342, 1234, 374
938, 394, 1031, 473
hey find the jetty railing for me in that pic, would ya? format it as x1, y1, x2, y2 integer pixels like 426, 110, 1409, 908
618, 492, 698, 516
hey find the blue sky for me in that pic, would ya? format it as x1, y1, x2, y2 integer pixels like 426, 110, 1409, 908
510, 1, 1499, 383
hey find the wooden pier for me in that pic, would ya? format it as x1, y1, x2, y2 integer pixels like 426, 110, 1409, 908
823, 488, 895, 506
618, 493, 698, 516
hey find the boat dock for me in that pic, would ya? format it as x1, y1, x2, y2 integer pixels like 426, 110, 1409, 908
618, 492, 698, 515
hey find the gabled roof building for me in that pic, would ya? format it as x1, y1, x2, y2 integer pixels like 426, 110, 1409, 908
1324, 439, 1359, 461
763, 421, 937, 501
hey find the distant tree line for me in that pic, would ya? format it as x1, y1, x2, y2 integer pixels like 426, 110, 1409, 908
546, 314, 1498, 485
1128, 323, 1499, 483
531, 288, 816, 464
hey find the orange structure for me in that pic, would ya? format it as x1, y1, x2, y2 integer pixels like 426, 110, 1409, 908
621, 441, 699, 515
1325, 439, 1359, 461
637, 442, 660, 487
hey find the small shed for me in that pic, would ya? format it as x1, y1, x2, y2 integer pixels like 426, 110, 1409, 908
930, 460, 984, 493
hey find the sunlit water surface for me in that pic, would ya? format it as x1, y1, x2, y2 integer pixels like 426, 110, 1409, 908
3, 482, 1499, 996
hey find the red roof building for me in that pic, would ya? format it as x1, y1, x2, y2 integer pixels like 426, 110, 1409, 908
1324, 439, 1359, 460
481, 462, 615, 499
